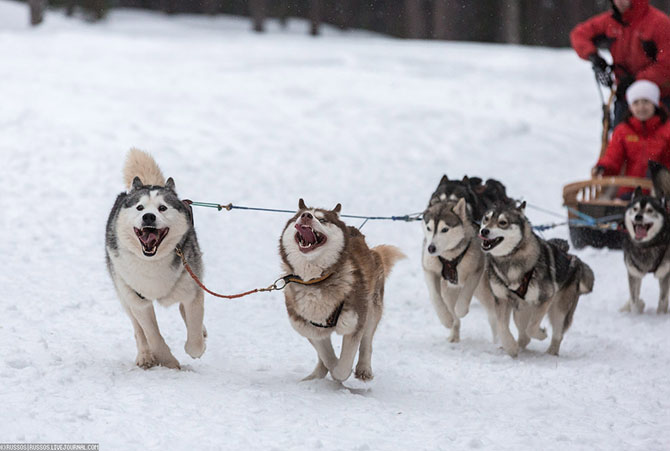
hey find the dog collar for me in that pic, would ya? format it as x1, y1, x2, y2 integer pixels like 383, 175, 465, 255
438, 242, 471, 285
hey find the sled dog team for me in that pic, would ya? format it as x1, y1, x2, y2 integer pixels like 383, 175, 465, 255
106, 149, 670, 380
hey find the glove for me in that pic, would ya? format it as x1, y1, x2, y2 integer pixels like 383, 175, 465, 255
591, 166, 605, 177
616, 75, 635, 100
589, 53, 613, 87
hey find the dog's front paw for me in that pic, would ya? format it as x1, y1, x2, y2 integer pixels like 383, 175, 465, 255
657, 304, 669, 314
501, 340, 519, 358
330, 364, 352, 382
619, 301, 632, 313
517, 335, 530, 350
135, 351, 157, 369
455, 301, 470, 318
156, 353, 181, 369
335, 310, 358, 336
529, 327, 547, 341
634, 300, 646, 314
185, 338, 206, 359
354, 365, 374, 382
302, 363, 328, 381
546, 341, 561, 356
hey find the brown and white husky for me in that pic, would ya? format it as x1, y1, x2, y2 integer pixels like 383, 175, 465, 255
279, 199, 405, 382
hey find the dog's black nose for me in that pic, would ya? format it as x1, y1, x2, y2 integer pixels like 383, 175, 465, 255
428, 244, 436, 254
480, 228, 490, 237
142, 213, 156, 224
635, 214, 643, 222
301, 212, 313, 220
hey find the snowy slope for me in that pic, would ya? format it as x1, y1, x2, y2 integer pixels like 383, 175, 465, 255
1, 2, 669, 450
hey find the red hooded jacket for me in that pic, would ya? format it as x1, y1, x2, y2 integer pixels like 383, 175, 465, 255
597, 114, 670, 194
571, 0, 670, 97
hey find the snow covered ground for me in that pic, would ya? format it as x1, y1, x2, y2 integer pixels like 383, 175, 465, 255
1, 1, 669, 449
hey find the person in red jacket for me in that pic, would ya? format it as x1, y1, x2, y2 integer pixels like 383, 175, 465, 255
593, 80, 670, 198
571, 0, 670, 127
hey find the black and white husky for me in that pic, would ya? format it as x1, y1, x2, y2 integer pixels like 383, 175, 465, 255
479, 202, 594, 357
422, 198, 497, 343
621, 161, 670, 314
105, 149, 206, 369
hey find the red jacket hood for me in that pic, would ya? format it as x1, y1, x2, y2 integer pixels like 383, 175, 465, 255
619, 0, 649, 24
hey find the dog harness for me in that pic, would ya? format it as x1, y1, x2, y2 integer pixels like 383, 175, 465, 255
438, 242, 471, 285
308, 302, 345, 329
510, 268, 535, 300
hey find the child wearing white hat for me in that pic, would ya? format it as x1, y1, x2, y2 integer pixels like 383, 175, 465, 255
593, 80, 670, 197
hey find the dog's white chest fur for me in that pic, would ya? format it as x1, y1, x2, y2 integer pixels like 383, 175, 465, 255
292, 287, 339, 324
110, 249, 181, 301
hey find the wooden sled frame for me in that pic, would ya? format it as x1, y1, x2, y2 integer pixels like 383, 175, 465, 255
563, 176, 653, 249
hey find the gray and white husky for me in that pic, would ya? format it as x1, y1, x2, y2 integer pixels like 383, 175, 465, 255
105, 149, 206, 369
479, 202, 594, 357
621, 161, 670, 314
422, 198, 497, 343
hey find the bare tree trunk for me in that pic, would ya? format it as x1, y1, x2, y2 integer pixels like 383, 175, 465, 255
310, 0, 321, 36
65, 0, 76, 17
432, 0, 460, 40
249, 0, 266, 32
336, 0, 351, 30
501, 0, 521, 44
28, 0, 45, 25
161, 0, 176, 15
278, 0, 289, 28
404, 0, 426, 39
202, 0, 218, 15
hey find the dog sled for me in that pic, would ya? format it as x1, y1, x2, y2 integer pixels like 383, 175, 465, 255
562, 176, 652, 249
561, 81, 653, 250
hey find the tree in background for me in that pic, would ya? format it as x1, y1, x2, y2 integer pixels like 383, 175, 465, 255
28, 0, 45, 25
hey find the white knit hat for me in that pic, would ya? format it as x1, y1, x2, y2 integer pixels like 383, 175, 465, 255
626, 80, 661, 106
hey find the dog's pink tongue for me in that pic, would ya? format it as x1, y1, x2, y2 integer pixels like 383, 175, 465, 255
295, 224, 317, 244
142, 230, 160, 248
635, 225, 648, 240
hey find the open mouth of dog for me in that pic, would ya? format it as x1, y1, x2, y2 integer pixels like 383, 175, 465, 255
295, 224, 327, 253
633, 223, 652, 240
134, 227, 170, 256
480, 236, 504, 251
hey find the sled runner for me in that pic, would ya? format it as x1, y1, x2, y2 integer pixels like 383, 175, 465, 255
562, 176, 652, 249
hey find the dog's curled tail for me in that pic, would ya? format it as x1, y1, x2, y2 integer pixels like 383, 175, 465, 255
123, 148, 166, 189
578, 261, 595, 295
373, 245, 407, 278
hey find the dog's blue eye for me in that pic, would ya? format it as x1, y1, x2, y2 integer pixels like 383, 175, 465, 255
158, 205, 167, 212
136, 205, 144, 211
318, 218, 327, 224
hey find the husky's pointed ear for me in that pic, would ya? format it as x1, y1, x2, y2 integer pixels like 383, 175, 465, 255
633, 186, 643, 200
298, 198, 307, 210
438, 175, 448, 186
462, 175, 469, 184
131, 176, 143, 191
453, 197, 467, 220
333, 203, 342, 215
649, 161, 670, 199
518, 200, 526, 212
165, 177, 176, 192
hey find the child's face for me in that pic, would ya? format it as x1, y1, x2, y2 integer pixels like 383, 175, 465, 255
630, 99, 656, 122
613, 0, 631, 12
